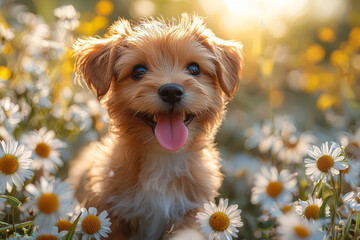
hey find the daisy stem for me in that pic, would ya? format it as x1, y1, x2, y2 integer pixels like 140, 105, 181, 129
0, 221, 33, 233
355, 213, 360, 240
11, 207, 15, 233
339, 173, 343, 199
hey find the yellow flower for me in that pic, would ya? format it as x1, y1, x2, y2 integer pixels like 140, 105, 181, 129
349, 27, 360, 50
92, 15, 108, 30
316, 93, 339, 110
330, 50, 349, 67
0, 66, 11, 80
305, 44, 325, 64
95, 0, 114, 16
318, 27, 335, 43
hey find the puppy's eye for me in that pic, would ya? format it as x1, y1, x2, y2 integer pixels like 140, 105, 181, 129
132, 65, 147, 80
186, 62, 201, 77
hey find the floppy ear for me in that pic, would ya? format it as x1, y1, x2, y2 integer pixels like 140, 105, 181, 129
212, 38, 244, 98
73, 19, 132, 99
73, 37, 119, 99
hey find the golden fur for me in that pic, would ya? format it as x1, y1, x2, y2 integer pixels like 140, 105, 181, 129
69, 14, 243, 239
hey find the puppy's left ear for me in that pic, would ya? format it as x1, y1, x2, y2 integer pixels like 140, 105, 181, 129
73, 37, 119, 100
211, 38, 244, 98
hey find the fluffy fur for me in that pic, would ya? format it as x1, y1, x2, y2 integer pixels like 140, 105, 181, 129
69, 14, 243, 239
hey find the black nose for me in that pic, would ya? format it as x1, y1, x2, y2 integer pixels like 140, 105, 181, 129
158, 84, 184, 105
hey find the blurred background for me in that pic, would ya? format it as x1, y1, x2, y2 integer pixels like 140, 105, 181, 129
1, 0, 360, 238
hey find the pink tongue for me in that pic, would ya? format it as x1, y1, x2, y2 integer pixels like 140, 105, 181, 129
154, 112, 188, 151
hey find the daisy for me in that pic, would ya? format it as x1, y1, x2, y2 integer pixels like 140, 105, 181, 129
24, 177, 74, 231
29, 226, 66, 240
77, 207, 112, 240
277, 212, 326, 240
251, 167, 297, 210
54, 4, 80, 31
339, 127, 360, 157
222, 153, 262, 183
196, 198, 243, 240
0, 140, 33, 193
304, 141, 347, 182
245, 121, 276, 153
272, 132, 316, 164
268, 203, 294, 218
343, 188, 360, 212
21, 127, 66, 173
295, 194, 330, 221
0, 97, 23, 132
338, 159, 360, 188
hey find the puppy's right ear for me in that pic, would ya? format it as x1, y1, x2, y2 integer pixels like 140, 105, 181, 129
73, 19, 132, 99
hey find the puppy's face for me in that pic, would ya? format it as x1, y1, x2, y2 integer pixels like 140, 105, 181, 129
74, 16, 243, 151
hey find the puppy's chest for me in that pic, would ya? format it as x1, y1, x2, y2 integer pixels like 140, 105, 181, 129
138, 153, 198, 218
111, 152, 199, 222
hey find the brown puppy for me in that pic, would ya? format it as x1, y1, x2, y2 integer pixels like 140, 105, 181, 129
69, 14, 243, 239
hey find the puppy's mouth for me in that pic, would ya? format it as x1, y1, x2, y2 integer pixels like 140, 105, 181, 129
138, 112, 195, 151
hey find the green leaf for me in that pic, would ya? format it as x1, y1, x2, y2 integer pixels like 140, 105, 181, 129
343, 215, 352, 239
258, 220, 275, 230
0, 195, 21, 207
319, 195, 332, 219
64, 212, 82, 240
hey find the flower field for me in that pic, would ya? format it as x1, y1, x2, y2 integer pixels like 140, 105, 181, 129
0, 0, 360, 239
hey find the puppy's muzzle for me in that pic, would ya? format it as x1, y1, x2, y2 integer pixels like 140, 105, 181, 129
158, 83, 184, 106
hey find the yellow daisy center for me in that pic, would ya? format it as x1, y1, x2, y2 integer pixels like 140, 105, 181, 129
285, 139, 298, 149
266, 181, 283, 198
293, 225, 311, 238
280, 205, 292, 213
340, 165, 350, 174
345, 142, 360, 155
38, 193, 59, 214
0, 154, 19, 175
316, 155, 334, 173
36, 234, 58, 240
81, 215, 101, 234
355, 193, 360, 204
304, 204, 320, 220
56, 219, 72, 232
35, 142, 51, 158
209, 212, 229, 232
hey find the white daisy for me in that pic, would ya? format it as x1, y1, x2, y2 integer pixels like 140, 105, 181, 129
339, 127, 360, 157
251, 167, 297, 210
268, 203, 294, 218
222, 153, 262, 183
272, 132, 316, 164
21, 127, 66, 173
277, 212, 326, 240
77, 207, 112, 240
295, 194, 330, 221
343, 188, 360, 212
305, 141, 347, 182
337, 159, 360, 188
196, 198, 243, 240
29, 226, 66, 240
245, 122, 276, 153
0, 140, 33, 193
54, 4, 80, 31
24, 177, 74, 231
0, 97, 23, 132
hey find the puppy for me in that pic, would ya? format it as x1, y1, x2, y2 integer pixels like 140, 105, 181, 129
69, 14, 243, 239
